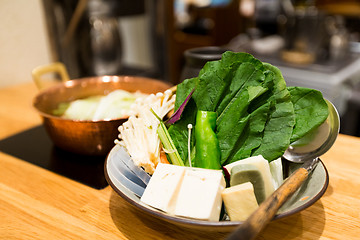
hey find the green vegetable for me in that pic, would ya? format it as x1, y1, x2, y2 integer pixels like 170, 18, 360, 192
194, 110, 221, 169
169, 51, 329, 166
52, 102, 70, 116
247, 63, 295, 162
151, 109, 184, 166
53, 90, 142, 120
288, 86, 329, 143
168, 96, 197, 166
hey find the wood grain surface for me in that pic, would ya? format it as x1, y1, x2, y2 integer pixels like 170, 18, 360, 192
1, 82, 359, 239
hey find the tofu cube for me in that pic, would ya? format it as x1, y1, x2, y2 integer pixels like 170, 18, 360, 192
224, 155, 275, 200
140, 164, 225, 221
174, 168, 225, 221
222, 182, 259, 221
140, 163, 185, 214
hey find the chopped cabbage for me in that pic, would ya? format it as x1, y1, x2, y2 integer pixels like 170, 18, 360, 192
63, 96, 101, 120
60, 90, 147, 121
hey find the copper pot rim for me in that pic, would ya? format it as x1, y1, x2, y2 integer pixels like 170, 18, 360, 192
35, 111, 127, 123
33, 75, 171, 123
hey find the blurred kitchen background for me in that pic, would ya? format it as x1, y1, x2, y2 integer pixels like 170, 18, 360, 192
2, 0, 360, 136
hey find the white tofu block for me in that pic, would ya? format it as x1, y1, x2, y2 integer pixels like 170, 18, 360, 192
174, 168, 225, 221
140, 163, 185, 213
224, 155, 275, 199
222, 182, 259, 221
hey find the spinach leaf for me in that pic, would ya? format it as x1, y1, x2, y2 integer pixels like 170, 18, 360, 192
231, 102, 270, 161
216, 62, 268, 124
250, 63, 295, 161
216, 63, 271, 164
174, 77, 198, 111
288, 86, 329, 143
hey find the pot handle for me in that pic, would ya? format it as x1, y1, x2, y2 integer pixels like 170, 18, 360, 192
32, 62, 70, 90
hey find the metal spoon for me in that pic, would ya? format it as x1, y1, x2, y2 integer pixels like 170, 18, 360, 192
227, 100, 340, 240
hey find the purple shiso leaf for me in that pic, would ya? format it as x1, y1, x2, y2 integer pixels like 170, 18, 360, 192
165, 87, 195, 125
222, 166, 230, 183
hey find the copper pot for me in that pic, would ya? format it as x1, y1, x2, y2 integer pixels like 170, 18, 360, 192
32, 63, 172, 156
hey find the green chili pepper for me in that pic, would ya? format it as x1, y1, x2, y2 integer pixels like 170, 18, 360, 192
194, 110, 221, 169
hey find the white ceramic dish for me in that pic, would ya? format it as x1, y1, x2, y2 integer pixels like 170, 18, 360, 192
104, 144, 329, 232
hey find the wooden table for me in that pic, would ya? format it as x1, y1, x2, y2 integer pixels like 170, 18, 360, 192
1, 82, 359, 239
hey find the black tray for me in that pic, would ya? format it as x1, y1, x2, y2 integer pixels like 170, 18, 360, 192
0, 125, 108, 189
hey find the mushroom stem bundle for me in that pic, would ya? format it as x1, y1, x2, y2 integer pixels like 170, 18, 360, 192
115, 89, 176, 174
